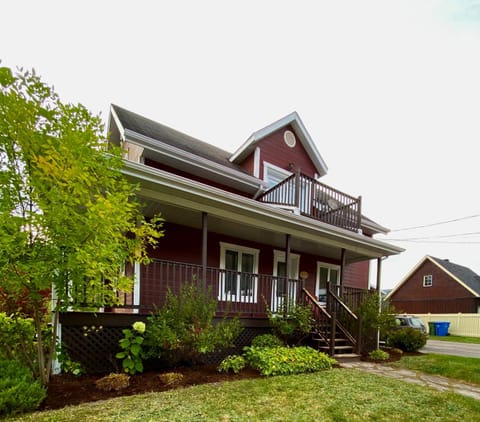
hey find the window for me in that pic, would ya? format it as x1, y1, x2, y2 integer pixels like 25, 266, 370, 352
219, 242, 259, 302
423, 275, 433, 287
316, 262, 340, 303
264, 162, 291, 189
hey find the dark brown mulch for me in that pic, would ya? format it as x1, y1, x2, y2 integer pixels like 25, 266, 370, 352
41, 365, 261, 411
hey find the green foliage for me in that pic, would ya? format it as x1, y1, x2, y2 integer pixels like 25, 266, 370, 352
251, 333, 283, 348
0, 312, 37, 376
243, 346, 336, 376
0, 65, 164, 384
218, 355, 247, 374
356, 292, 397, 353
368, 349, 390, 361
115, 322, 147, 375
144, 283, 242, 365
56, 344, 84, 376
268, 302, 313, 344
0, 359, 46, 416
387, 327, 427, 352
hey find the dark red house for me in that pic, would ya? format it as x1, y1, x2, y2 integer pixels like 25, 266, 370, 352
60, 106, 403, 371
386, 256, 480, 314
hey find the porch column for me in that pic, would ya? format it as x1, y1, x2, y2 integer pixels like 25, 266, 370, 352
339, 248, 346, 297
285, 234, 291, 315
202, 212, 208, 292
375, 257, 383, 349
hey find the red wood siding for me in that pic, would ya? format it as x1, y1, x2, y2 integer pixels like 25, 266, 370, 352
144, 158, 251, 198
389, 260, 478, 313
238, 125, 318, 180
343, 261, 369, 290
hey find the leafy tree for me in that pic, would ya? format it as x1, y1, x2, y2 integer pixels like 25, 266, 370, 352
0, 66, 163, 385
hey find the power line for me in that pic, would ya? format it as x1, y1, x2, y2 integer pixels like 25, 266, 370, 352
387, 231, 480, 242
386, 239, 480, 244
389, 214, 480, 232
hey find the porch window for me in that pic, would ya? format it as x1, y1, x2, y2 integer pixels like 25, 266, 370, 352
271, 251, 300, 312
316, 262, 340, 304
219, 242, 259, 302
423, 275, 433, 287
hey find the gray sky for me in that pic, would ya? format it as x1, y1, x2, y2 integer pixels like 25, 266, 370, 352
2, 0, 480, 289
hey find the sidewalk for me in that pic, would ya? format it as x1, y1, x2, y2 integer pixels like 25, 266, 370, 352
341, 361, 480, 401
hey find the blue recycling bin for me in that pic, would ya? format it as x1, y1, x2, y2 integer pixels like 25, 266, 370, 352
434, 321, 450, 336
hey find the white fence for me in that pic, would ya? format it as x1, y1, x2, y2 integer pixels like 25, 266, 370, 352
415, 313, 480, 338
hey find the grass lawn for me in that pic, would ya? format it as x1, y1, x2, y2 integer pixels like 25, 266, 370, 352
388, 354, 480, 385
430, 335, 480, 344
8, 369, 480, 422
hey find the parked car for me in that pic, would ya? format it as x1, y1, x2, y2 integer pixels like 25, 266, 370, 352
394, 314, 429, 338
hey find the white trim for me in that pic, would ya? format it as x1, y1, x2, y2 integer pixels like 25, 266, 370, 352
133, 262, 140, 314
423, 274, 433, 288
110, 105, 126, 141
253, 147, 260, 178
123, 161, 404, 259
229, 111, 328, 177
316, 261, 341, 303
385, 255, 480, 299
124, 129, 266, 192
263, 161, 292, 187
219, 242, 260, 303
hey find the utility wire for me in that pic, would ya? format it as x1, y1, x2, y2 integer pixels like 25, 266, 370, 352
389, 214, 480, 232
386, 231, 480, 242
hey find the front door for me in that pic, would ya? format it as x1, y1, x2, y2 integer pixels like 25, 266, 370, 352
316, 262, 340, 306
271, 251, 299, 312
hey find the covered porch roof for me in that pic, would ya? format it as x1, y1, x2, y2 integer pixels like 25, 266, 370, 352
123, 161, 404, 264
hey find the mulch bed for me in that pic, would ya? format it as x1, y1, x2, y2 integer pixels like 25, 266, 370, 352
41, 364, 261, 410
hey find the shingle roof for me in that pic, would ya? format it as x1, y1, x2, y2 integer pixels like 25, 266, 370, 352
112, 104, 246, 173
430, 256, 480, 295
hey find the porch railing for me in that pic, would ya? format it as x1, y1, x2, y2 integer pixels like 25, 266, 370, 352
113, 259, 304, 317
258, 171, 362, 232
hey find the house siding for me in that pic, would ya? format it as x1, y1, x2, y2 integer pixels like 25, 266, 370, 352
238, 125, 318, 181
389, 260, 478, 313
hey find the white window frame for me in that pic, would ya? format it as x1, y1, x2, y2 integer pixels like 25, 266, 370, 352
263, 162, 291, 189
316, 262, 341, 304
271, 250, 300, 312
423, 274, 433, 287
219, 242, 259, 303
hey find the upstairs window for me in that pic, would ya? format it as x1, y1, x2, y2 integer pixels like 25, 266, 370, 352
264, 162, 291, 189
423, 275, 433, 287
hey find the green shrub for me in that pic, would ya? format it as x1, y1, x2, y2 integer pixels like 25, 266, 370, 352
243, 346, 336, 376
387, 328, 427, 352
0, 360, 46, 416
218, 355, 246, 374
116, 321, 147, 374
368, 349, 390, 361
251, 334, 283, 348
0, 313, 37, 376
268, 302, 313, 344
144, 283, 242, 365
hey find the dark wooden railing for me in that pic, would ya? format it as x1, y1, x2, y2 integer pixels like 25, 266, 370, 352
258, 171, 362, 232
100, 259, 303, 317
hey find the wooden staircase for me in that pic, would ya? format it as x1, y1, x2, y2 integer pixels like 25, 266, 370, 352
302, 288, 362, 361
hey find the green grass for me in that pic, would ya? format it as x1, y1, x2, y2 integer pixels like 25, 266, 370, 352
7, 369, 480, 421
430, 335, 480, 344
388, 354, 480, 385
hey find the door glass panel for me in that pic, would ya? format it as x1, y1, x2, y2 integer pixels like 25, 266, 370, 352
240, 253, 254, 296
225, 250, 238, 294
330, 269, 339, 285
276, 261, 287, 297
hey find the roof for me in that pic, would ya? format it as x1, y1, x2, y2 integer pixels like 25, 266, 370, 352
385, 255, 480, 299
229, 111, 328, 177
111, 104, 246, 173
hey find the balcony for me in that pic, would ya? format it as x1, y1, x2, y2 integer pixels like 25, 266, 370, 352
258, 172, 362, 232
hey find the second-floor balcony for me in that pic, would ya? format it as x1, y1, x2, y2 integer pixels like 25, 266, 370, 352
258, 171, 362, 233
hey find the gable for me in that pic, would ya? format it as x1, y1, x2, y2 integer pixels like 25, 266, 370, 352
237, 124, 319, 181
230, 112, 328, 178
386, 256, 480, 300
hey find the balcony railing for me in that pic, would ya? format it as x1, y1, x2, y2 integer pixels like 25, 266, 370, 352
258, 171, 362, 232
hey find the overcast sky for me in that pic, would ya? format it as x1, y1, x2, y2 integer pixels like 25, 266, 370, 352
2, 0, 480, 289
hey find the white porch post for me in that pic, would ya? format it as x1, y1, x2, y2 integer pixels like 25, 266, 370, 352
133, 261, 140, 314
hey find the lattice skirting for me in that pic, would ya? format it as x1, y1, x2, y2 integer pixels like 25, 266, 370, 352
59, 313, 271, 373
